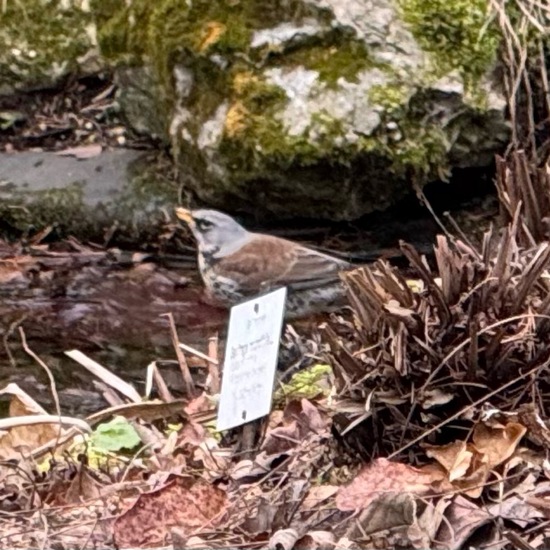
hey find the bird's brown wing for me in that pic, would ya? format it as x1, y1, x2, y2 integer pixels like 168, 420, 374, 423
213, 234, 351, 293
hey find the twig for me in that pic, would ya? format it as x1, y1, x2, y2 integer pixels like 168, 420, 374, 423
4, 313, 27, 367
19, 327, 61, 419
413, 182, 455, 242
162, 312, 195, 397
38, 510, 48, 550
443, 212, 482, 259
239, 420, 261, 460
389, 360, 548, 459
78, 517, 99, 550
207, 334, 221, 394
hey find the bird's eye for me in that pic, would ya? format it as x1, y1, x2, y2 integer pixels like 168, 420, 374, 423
196, 218, 214, 231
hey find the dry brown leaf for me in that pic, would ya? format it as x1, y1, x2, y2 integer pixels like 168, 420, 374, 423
262, 420, 300, 456
172, 533, 210, 549
262, 399, 329, 456
523, 481, 550, 520
229, 458, 266, 480
435, 496, 492, 550
176, 420, 206, 449
333, 536, 360, 549
408, 498, 450, 549
1, 383, 48, 416
345, 492, 417, 538
424, 441, 474, 482
302, 485, 339, 510
64, 466, 102, 504
113, 475, 226, 547
0, 384, 60, 461
336, 458, 436, 511
515, 405, 550, 448
0, 264, 30, 286
184, 393, 213, 416
453, 452, 491, 499
423, 421, 527, 497
472, 421, 527, 468
525, 495, 550, 519
488, 493, 545, 527
420, 388, 454, 409
242, 498, 279, 534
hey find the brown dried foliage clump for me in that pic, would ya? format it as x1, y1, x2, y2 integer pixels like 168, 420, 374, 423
327, 152, 550, 458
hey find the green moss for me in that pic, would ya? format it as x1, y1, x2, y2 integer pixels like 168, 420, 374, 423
399, 0, 500, 89
383, 125, 448, 179
220, 70, 447, 188
368, 83, 410, 113
94, 0, 384, 178
219, 74, 289, 175
0, 153, 177, 241
93, 0, 154, 63
95, 0, 320, 70
281, 39, 375, 88
93, 0, 458, 202
95, 0, 325, 141
218, 69, 361, 182
0, 0, 94, 89
117, 153, 178, 209
364, 83, 449, 179
0, 183, 86, 235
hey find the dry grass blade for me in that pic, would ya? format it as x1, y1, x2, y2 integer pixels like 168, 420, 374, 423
491, 0, 549, 163
207, 334, 221, 394
149, 361, 175, 402
400, 241, 451, 325
510, 242, 550, 313
178, 342, 219, 365
0, 414, 91, 432
496, 152, 550, 246
65, 349, 142, 403
331, 152, 550, 457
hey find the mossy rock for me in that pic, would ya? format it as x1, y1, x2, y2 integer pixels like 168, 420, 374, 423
95, 0, 511, 220
0, 150, 176, 244
0, 0, 99, 93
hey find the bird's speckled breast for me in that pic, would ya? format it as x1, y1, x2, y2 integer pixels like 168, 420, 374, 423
198, 254, 244, 304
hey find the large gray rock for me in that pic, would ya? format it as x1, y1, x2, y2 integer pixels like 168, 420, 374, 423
0, 150, 177, 242
1, 0, 515, 223
100, 0, 510, 220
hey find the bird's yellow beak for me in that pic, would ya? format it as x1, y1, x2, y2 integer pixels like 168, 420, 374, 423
175, 207, 194, 225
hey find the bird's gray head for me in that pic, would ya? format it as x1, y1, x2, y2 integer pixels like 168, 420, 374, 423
175, 207, 250, 258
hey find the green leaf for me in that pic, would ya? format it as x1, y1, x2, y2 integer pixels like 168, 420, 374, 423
89, 416, 141, 452
275, 364, 333, 402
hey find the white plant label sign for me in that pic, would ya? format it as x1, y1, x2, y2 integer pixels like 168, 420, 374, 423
216, 287, 287, 431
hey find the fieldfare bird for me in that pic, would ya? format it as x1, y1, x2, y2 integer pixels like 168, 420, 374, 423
175, 207, 352, 317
